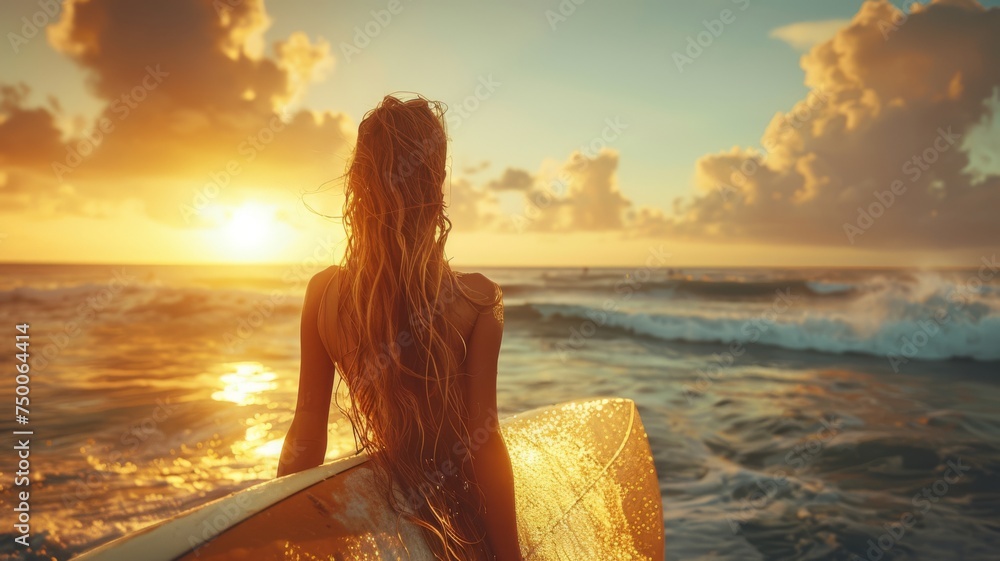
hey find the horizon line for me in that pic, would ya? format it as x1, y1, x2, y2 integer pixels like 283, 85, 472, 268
0, 260, 987, 271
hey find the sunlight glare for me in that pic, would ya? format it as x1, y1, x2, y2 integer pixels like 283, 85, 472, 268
211, 362, 278, 406
224, 203, 274, 248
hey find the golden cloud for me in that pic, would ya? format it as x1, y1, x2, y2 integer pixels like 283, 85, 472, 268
0, 0, 350, 227
669, 0, 1000, 249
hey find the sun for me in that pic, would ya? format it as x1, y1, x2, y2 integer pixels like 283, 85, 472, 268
213, 202, 288, 260
225, 203, 273, 247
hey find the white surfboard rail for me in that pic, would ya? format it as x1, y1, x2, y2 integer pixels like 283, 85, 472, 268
72, 454, 370, 561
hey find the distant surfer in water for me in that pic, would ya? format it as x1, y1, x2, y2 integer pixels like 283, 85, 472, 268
277, 94, 523, 560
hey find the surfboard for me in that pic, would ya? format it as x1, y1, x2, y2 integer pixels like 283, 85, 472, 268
74, 397, 664, 560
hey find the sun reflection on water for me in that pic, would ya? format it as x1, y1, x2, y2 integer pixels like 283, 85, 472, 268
201, 362, 359, 483
211, 362, 279, 406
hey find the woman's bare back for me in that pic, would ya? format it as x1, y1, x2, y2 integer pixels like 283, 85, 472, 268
279, 265, 519, 559
314, 266, 501, 381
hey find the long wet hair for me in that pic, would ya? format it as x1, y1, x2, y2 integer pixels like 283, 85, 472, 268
335, 94, 495, 559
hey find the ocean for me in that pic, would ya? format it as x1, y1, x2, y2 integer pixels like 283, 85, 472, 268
1, 263, 998, 560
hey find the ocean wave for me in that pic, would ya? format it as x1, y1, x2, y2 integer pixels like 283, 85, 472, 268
515, 295, 1000, 362
5, 269, 996, 362
805, 281, 856, 295
0, 281, 303, 322
501, 278, 858, 300
0, 282, 134, 304
661, 278, 856, 299
504, 270, 1000, 307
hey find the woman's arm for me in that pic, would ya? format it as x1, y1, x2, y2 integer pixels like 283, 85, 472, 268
277, 269, 337, 477
463, 276, 524, 561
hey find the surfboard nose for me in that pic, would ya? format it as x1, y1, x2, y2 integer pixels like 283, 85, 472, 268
504, 397, 664, 560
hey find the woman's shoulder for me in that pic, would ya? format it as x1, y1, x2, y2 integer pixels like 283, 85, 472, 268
311, 264, 340, 280
454, 270, 503, 315
454, 270, 499, 294
304, 265, 342, 308
307, 265, 340, 291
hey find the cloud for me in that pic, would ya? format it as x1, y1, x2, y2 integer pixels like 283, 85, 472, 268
769, 19, 850, 51
669, 0, 1000, 249
1, 0, 658, 239
275, 31, 336, 107
543, 150, 632, 231
445, 176, 500, 231
452, 0, 1000, 250
0, 0, 350, 227
452, 149, 663, 235
0, 85, 65, 168
486, 168, 533, 191
7, 0, 995, 258
461, 161, 490, 175
0, 86, 99, 216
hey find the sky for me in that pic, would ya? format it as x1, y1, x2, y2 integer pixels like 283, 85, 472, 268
0, 0, 998, 267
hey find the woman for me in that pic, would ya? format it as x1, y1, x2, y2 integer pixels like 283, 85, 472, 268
277, 95, 523, 561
